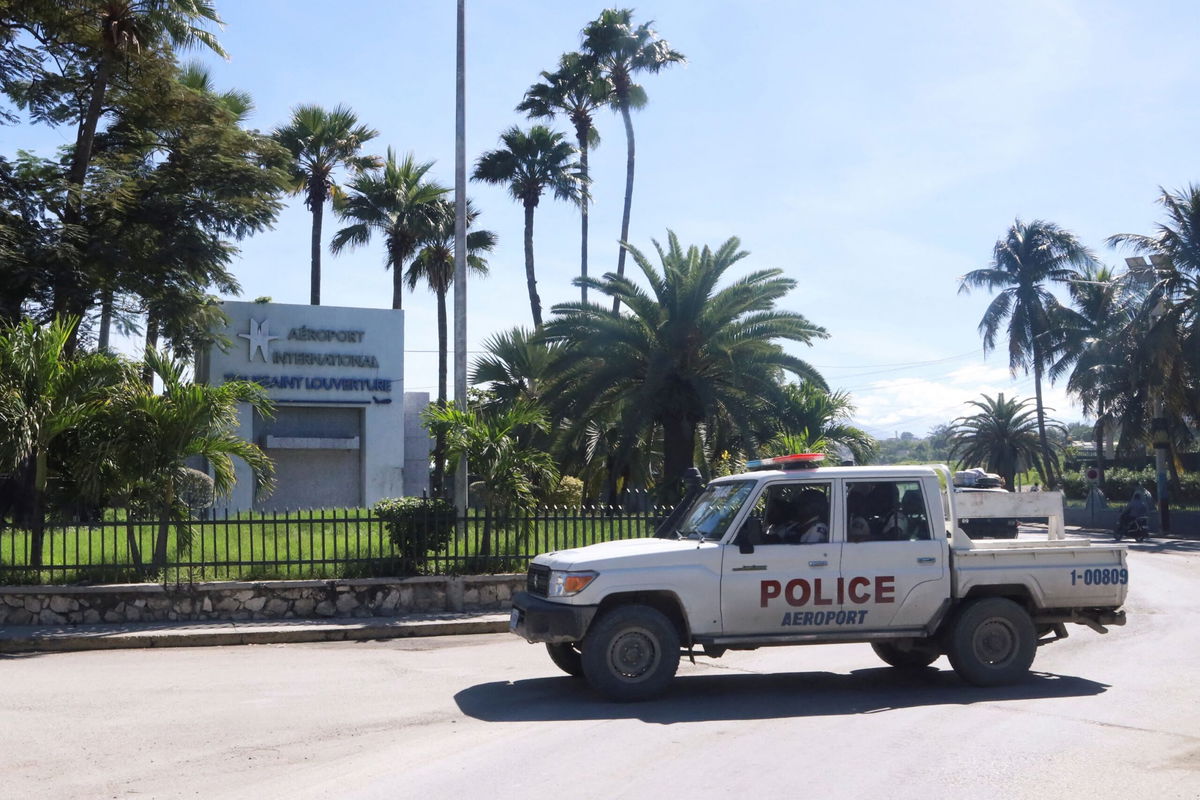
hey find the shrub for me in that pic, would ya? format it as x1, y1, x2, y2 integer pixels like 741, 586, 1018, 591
372, 497, 456, 575
542, 475, 584, 507
178, 467, 215, 511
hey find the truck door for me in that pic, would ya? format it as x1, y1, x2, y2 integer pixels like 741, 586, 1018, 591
839, 478, 949, 631
720, 480, 845, 635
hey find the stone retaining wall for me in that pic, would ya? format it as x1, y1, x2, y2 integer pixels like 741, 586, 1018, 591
0, 575, 525, 626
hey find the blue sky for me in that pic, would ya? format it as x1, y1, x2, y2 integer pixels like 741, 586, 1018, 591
10, 0, 1200, 439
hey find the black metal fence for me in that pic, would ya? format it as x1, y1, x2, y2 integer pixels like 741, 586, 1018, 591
0, 502, 672, 586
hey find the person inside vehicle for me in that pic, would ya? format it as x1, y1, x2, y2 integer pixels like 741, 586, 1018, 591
764, 496, 801, 542
794, 488, 830, 543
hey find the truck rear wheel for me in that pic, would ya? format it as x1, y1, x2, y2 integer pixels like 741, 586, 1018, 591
545, 643, 584, 677
581, 605, 680, 702
871, 640, 940, 669
947, 598, 1036, 686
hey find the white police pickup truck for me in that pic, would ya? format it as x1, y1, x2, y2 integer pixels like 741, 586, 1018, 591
509, 455, 1128, 701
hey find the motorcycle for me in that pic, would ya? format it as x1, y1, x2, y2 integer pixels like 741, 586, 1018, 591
1113, 514, 1150, 542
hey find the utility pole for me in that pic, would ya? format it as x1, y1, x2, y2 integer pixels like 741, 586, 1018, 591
453, 0, 469, 520
1150, 296, 1171, 534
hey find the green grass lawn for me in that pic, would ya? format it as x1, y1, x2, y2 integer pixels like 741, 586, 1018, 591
0, 507, 663, 585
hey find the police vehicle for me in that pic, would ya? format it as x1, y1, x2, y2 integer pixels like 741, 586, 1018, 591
509, 456, 1128, 701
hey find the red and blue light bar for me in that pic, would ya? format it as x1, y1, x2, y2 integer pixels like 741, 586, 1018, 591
745, 453, 826, 471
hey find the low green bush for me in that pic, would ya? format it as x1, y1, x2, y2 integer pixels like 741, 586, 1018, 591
372, 497, 456, 575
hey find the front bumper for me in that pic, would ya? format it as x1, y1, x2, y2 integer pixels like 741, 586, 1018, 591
509, 591, 598, 644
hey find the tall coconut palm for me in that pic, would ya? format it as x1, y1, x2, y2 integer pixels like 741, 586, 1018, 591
581, 8, 685, 312
472, 125, 581, 327
273, 104, 380, 306
542, 231, 828, 501
518, 52, 612, 305
407, 198, 495, 496
948, 393, 1063, 491
330, 148, 448, 310
1044, 265, 1127, 484
959, 219, 1096, 487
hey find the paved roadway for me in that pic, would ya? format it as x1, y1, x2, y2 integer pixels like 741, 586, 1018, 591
2, 536, 1198, 800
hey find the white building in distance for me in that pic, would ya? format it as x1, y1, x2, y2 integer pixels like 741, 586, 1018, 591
198, 300, 430, 511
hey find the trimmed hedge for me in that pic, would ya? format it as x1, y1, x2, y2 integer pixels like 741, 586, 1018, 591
372, 497, 456, 574
1062, 467, 1200, 505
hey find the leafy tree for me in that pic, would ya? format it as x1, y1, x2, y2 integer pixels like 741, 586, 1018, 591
542, 231, 828, 502
273, 104, 380, 305
330, 148, 448, 310
518, 51, 612, 304
407, 198, 494, 496
581, 8, 684, 312
472, 125, 582, 327
959, 219, 1096, 486
3, 0, 228, 327
104, 348, 273, 569
948, 393, 1063, 490
0, 317, 125, 567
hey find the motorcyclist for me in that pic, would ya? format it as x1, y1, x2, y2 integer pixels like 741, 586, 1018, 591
1116, 488, 1151, 538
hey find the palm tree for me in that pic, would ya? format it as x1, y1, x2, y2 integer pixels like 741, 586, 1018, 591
0, 317, 125, 567
1045, 265, 1127, 485
470, 326, 565, 413
581, 8, 685, 312
107, 348, 273, 570
407, 198, 495, 495
472, 125, 582, 327
959, 219, 1096, 487
541, 231, 828, 501
518, 52, 612, 305
948, 393, 1062, 491
767, 383, 878, 465
273, 104, 380, 305
423, 401, 558, 557
329, 149, 448, 311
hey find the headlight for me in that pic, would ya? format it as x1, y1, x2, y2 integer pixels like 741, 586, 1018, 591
547, 570, 598, 597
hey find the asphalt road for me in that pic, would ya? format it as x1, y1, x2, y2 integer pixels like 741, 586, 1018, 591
3, 536, 1198, 800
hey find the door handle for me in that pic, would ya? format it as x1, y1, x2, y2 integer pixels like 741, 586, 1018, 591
731, 565, 766, 572
918, 557, 936, 564
808, 560, 828, 567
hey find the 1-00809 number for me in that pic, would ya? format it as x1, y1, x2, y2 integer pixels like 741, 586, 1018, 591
1070, 568, 1128, 586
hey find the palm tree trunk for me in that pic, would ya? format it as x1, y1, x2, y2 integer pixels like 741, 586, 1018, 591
310, 202, 323, 305
1032, 357, 1056, 488
523, 201, 542, 327
613, 100, 636, 315
28, 449, 48, 570
391, 244, 405, 310
433, 288, 448, 497
577, 131, 590, 306
661, 416, 695, 505
98, 288, 113, 351
1093, 402, 1106, 486
142, 315, 159, 385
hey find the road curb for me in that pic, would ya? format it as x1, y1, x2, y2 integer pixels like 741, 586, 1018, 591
0, 614, 510, 654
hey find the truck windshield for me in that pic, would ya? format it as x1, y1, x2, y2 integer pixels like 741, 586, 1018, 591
671, 481, 756, 541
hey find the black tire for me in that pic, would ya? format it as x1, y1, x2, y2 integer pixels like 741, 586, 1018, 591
581, 605, 680, 702
871, 639, 940, 669
545, 642, 584, 677
946, 598, 1036, 686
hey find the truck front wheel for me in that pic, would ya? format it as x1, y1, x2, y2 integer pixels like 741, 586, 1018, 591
581, 605, 680, 702
545, 643, 584, 677
947, 598, 1036, 686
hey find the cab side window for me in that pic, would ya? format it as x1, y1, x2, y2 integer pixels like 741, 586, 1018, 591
845, 480, 931, 542
752, 482, 832, 544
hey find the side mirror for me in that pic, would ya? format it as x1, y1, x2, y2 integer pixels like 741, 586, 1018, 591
737, 517, 762, 554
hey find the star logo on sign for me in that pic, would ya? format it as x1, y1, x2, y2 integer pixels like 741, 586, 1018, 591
238, 318, 279, 362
